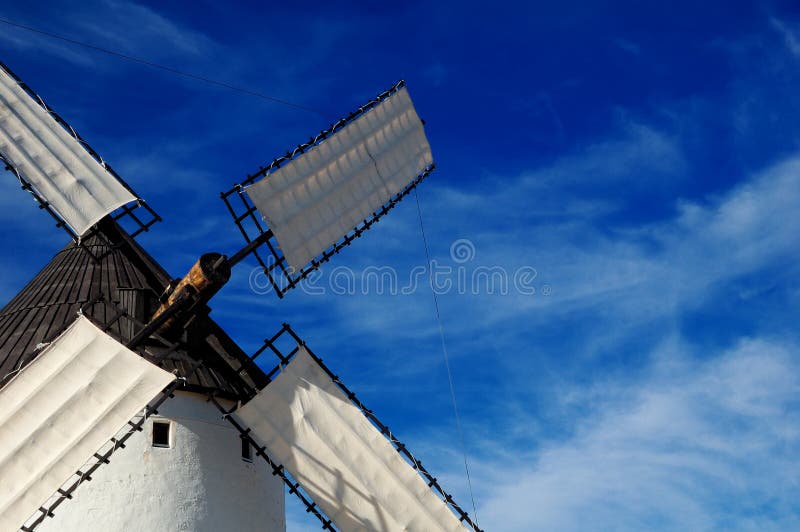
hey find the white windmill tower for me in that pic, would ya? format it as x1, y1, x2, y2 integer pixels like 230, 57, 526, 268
0, 59, 481, 532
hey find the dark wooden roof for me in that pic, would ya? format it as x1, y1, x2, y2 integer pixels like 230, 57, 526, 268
0, 219, 255, 398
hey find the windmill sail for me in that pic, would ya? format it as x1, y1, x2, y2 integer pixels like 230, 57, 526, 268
222, 81, 435, 296
232, 346, 469, 531
244, 84, 432, 271
0, 62, 145, 237
0, 315, 175, 531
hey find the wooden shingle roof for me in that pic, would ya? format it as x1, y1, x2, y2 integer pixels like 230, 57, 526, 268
0, 219, 254, 398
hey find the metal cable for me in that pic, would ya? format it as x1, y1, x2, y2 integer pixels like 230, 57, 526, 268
413, 188, 480, 526
0, 16, 325, 116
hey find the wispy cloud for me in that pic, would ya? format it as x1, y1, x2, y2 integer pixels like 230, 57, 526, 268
0, 0, 218, 67
771, 17, 800, 56
423, 62, 447, 87
476, 337, 800, 531
614, 38, 643, 56
71, 0, 215, 58
0, 17, 96, 67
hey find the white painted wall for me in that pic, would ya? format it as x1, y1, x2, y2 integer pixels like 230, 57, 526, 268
37, 391, 285, 532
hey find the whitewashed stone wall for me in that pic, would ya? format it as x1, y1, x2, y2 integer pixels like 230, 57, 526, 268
37, 391, 285, 532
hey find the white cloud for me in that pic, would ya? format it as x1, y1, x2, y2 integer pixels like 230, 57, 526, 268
477, 337, 800, 531
614, 38, 643, 56
771, 17, 800, 56
2, 0, 216, 61
433, 131, 787, 311
0, 24, 97, 67
0, 1, 217, 70
435, 148, 798, 336
71, 0, 216, 59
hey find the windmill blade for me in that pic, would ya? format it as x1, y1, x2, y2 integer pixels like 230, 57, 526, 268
244, 83, 432, 271
0, 315, 175, 531
221, 81, 434, 297
0, 61, 159, 240
214, 326, 481, 532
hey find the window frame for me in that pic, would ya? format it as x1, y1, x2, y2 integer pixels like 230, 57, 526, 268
152, 419, 172, 448
241, 437, 253, 462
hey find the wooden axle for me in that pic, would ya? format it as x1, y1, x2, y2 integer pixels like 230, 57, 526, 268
150, 252, 231, 336
140, 234, 267, 341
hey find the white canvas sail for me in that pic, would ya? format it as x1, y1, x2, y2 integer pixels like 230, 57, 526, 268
0, 316, 174, 531
0, 66, 137, 236
245, 86, 433, 271
233, 347, 466, 531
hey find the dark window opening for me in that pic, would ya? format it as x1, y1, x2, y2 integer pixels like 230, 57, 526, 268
152, 420, 171, 447
241, 437, 253, 462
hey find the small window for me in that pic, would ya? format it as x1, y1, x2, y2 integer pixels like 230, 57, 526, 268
241, 438, 253, 462
152, 420, 171, 448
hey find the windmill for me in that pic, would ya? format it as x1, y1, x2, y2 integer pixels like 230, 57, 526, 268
0, 59, 481, 532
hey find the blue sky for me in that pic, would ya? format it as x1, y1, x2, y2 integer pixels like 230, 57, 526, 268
1, 1, 800, 530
